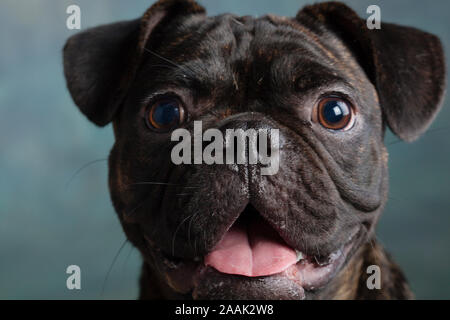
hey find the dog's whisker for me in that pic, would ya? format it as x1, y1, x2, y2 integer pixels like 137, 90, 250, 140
193, 236, 198, 257
124, 199, 149, 217
143, 48, 197, 79
121, 244, 135, 274
143, 47, 182, 69
65, 158, 108, 189
315, 243, 321, 257
126, 182, 179, 187
203, 229, 207, 254
171, 214, 194, 257
314, 255, 320, 265
188, 211, 200, 250
125, 181, 200, 189
100, 239, 128, 298
147, 63, 181, 70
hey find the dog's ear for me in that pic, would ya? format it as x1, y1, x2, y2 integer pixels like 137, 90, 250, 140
296, 2, 446, 142
63, 0, 205, 126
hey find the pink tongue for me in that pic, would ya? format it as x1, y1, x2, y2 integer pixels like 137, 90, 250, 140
205, 216, 297, 277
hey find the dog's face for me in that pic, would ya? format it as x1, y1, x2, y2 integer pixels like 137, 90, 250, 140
64, 1, 445, 299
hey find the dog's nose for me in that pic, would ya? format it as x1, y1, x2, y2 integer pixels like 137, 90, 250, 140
213, 112, 281, 176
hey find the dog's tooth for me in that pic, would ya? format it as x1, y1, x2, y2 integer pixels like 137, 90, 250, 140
295, 250, 304, 262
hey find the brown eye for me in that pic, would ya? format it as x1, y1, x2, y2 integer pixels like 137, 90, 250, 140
316, 97, 354, 130
147, 98, 185, 132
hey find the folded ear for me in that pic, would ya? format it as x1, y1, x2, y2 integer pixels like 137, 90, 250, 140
296, 2, 446, 142
63, 0, 205, 126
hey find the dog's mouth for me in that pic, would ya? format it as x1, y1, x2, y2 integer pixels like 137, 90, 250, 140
144, 204, 360, 298
203, 204, 357, 290
205, 205, 301, 278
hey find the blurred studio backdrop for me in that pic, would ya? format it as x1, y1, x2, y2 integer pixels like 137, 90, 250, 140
0, 0, 449, 299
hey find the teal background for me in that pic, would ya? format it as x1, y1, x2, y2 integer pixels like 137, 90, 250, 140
0, 0, 449, 299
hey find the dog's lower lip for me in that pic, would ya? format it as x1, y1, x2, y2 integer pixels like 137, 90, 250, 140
286, 241, 354, 290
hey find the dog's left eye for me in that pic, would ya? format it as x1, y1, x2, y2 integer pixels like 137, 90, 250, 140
146, 98, 185, 132
315, 97, 354, 131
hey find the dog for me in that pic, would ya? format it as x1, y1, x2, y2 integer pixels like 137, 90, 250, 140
63, 0, 446, 299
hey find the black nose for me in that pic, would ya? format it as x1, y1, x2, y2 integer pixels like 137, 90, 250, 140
215, 112, 280, 165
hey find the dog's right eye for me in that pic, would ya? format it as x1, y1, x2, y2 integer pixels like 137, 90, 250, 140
146, 98, 185, 132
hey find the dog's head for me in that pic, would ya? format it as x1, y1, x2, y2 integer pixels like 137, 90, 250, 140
64, 0, 445, 299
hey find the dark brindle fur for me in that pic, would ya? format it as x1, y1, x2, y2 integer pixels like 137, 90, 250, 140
63, 0, 445, 299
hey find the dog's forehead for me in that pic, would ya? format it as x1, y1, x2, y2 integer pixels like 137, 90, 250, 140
141, 13, 366, 100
